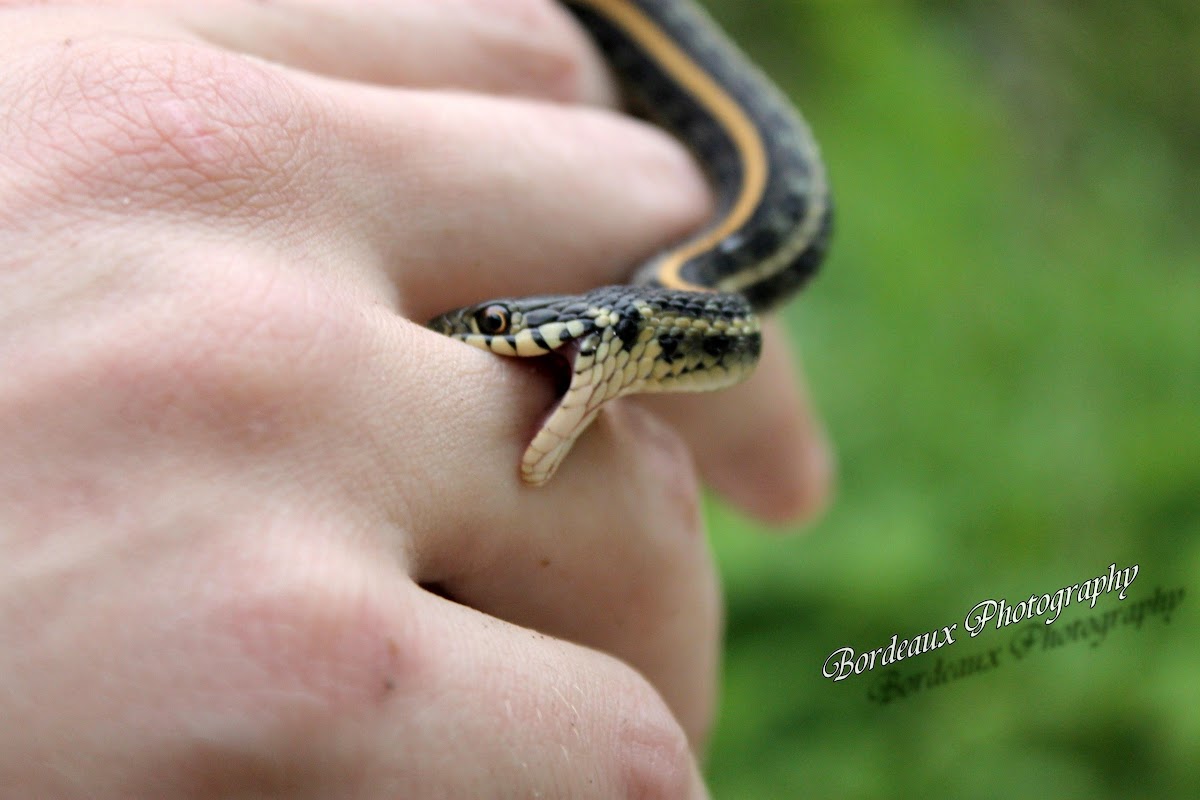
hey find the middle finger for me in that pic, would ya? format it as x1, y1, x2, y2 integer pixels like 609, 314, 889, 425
308, 80, 714, 316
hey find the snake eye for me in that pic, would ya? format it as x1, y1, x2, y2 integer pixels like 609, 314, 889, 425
473, 304, 511, 335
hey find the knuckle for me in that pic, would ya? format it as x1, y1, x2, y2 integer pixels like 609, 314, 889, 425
2, 36, 324, 217
158, 552, 424, 791
125, 260, 364, 433
610, 680, 696, 799
466, 0, 608, 103
3, 253, 366, 452
205, 552, 425, 713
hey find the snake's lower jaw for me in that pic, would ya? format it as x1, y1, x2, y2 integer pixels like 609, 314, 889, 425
520, 403, 603, 487
515, 305, 763, 486
519, 345, 615, 486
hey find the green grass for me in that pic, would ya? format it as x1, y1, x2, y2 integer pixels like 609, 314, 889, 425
697, 2, 1200, 797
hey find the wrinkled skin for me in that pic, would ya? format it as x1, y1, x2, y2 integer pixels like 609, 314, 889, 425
0, 1, 832, 797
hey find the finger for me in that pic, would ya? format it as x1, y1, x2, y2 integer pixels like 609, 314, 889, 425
32, 504, 707, 796
372, 321, 722, 745
16, 232, 722, 747
380, 584, 708, 797
305, 83, 713, 318
132, 0, 618, 105
414, 397, 723, 745
639, 319, 834, 526
167, 277, 722, 743
314, 80, 827, 524
8, 28, 709, 319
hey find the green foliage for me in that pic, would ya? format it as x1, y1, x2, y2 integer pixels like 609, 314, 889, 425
699, 1, 1200, 797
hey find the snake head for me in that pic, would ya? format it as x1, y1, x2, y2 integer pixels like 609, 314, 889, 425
427, 292, 624, 358
427, 288, 647, 484
428, 286, 759, 485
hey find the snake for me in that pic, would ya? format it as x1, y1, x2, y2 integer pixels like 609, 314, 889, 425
428, 0, 833, 486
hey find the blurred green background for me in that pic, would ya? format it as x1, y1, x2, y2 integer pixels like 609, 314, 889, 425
697, 1, 1199, 797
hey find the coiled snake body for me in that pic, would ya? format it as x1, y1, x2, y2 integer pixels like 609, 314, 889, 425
429, 0, 833, 485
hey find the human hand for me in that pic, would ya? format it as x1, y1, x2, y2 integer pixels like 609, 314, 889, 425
0, 1, 830, 796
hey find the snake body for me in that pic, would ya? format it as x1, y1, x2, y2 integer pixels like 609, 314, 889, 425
428, 0, 833, 485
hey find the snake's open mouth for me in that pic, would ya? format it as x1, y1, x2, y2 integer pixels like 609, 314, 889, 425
526, 339, 583, 433
539, 345, 577, 399
518, 337, 611, 486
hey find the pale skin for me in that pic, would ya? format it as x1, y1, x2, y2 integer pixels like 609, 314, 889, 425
0, 1, 832, 797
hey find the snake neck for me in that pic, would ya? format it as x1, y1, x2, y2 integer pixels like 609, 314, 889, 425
564, 0, 833, 312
